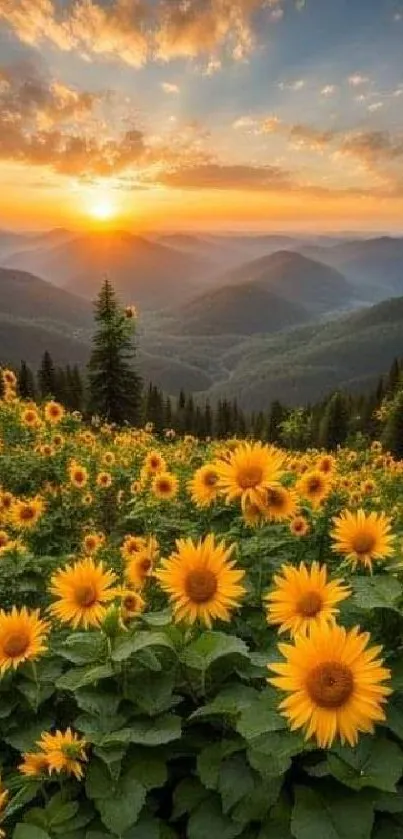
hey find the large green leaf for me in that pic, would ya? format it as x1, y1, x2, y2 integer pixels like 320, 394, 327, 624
351, 577, 402, 611
236, 688, 286, 739
13, 827, 50, 839
172, 778, 210, 819
58, 633, 106, 664
197, 740, 244, 789
124, 671, 177, 716
218, 755, 255, 814
97, 776, 145, 835
190, 684, 258, 721
231, 778, 283, 825
327, 737, 403, 792
57, 664, 115, 691
181, 633, 249, 671
247, 730, 307, 777
99, 713, 181, 747
121, 748, 167, 789
188, 795, 244, 839
291, 786, 374, 839
111, 631, 175, 663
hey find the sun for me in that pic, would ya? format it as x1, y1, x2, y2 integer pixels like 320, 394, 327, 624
89, 197, 116, 221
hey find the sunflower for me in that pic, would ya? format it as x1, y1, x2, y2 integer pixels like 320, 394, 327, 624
19, 753, 50, 777
2, 369, 16, 387
96, 471, 112, 489
21, 407, 41, 428
242, 498, 265, 527
82, 492, 93, 506
119, 588, 145, 621
152, 471, 178, 501
0, 530, 9, 550
82, 531, 105, 555
316, 454, 335, 474
0, 607, 49, 672
52, 433, 64, 448
125, 305, 137, 319
289, 515, 310, 537
188, 464, 220, 507
216, 442, 285, 510
44, 400, 64, 424
268, 623, 391, 748
69, 462, 88, 489
155, 534, 245, 628
144, 450, 166, 474
37, 729, 87, 779
125, 542, 157, 588
265, 562, 350, 636
263, 486, 297, 521
40, 443, 55, 457
0, 775, 9, 838
11, 496, 44, 529
0, 491, 13, 515
331, 508, 395, 571
102, 451, 115, 466
130, 480, 141, 494
296, 469, 332, 508
121, 534, 147, 561
361, 479, 376, 495
49, 557, 117, 629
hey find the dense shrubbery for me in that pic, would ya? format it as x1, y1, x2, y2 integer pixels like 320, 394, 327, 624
1, 373, 403, 838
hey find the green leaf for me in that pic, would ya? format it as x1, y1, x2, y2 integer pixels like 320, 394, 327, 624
4, 716, 53, 751
291, 786, 374, 839
75, 686, 120, 719
188, 795, 244, 839
385, 693, 403, 739
236, 688, 286, 739
97, 773, 146, 835
57, 664, 115, 691
172, 778, 210, 819
58, 632, 106, 664
190, 684, 258, 721
181, 632, 249, 671
13, 827, 50, 839
328, 737, 403, 792
218, 755, 255, 814
4, 783, 41, 819
99, 714, 181, 747
121, 748, 167, 789
231, 777, 282, 825
93, 744, 126, 780
124, 671, 176, 716
197, 740, 244, 790
351, 576, 402, 611
86, 760, 113, 801
111, 631, 175, 663
247, 730, 308, 777
375, 789, 403, 813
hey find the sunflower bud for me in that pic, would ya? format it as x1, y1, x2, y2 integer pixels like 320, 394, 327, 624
101, 604, 122, 638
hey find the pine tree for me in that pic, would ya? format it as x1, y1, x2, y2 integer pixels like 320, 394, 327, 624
88, 277, 142, 425
18, 361, 36, 398
267, 400, 286, 443
164, 397, 173, 429
386, 357, 401, 396
204, 401, 213, 437
319, 391, 350, 450
383, 386, 403, 458
38, 351, 57, 399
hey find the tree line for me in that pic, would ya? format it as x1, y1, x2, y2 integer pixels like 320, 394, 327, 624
2, 278, 403, 455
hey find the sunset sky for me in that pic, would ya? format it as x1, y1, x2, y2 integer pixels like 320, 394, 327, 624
0, 0, 403, 231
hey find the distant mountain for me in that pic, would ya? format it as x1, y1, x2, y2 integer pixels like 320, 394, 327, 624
214, 250, 354, 315
0, 268, 92, 327
5, 230, 210, 309
171, 281, 309, 335
299, 236, 403, 302
205, 294, 403, 409
0, 318, 90, 369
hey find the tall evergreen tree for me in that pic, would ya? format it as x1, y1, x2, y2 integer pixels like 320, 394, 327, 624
38, 351, 57, 399
267, 400, 287, 443
383, 387, 403, 458
18, 361, 36, 399
88, 277, 142, 425
319, 391, 350, 450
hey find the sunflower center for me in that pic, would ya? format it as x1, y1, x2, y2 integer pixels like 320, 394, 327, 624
266, 488, 284, 509
139, 557, 152, 573
297, 590, 323, 617
123, 594, 138, 610
306, 661, 354, 708
351, 533, 376, 555
157, 480, 171, 493
3, 630, 30, 658
20, 506, 35, 521
185, 568, 218, 603
237, 465, 263, 489
75, 584, 98, 608
307, 478, 322, 493
0, 533, 8, 547
204, 471, 218, 487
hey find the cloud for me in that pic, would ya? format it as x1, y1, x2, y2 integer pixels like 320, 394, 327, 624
367, 101, 383, 112
260, 115, 281, 132
0, 0, 285, 66
289, 123, 336, 150
232, 115, 257, 129
321, 85, 336, 96
348, 73, 369, 86
157, 161, 291, 190
279, 79, 305, 91
161, 82, 180, 94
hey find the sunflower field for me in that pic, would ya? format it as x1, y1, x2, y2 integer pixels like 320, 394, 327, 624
1, 369, 403, 839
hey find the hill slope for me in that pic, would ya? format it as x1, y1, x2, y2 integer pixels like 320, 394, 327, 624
171, 281, 309, 335
5, 231, 210, 309
214, 250, 354, 315
0, 268, 92, 327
